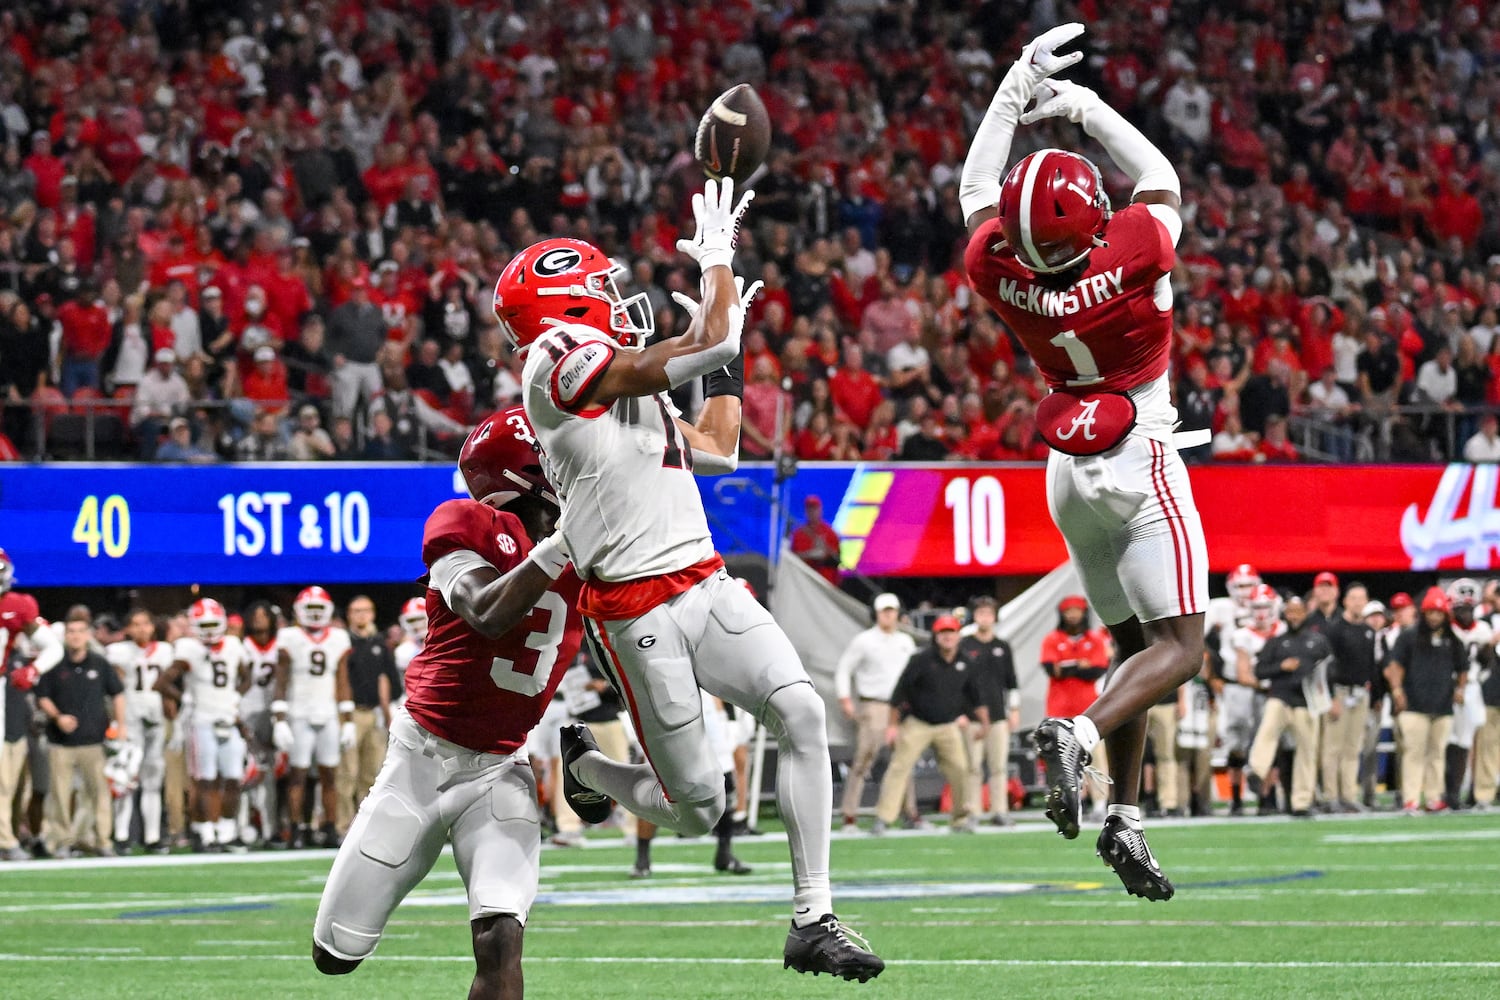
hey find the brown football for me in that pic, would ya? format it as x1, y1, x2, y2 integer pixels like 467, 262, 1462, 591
694, 83, 771, 186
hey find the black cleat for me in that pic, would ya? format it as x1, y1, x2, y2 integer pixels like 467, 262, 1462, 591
715, 853, 753, 875
145, 841, 171, 855
559, 724, 614, 824
318, 823, 341, 849
1034, 718, 1089, 839
783, 914, 884, 983
290, 825, 309, 850
1097, 815, 1174, 901
629, 863, 651, 880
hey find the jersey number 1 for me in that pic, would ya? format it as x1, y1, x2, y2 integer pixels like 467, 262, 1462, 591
490, 590, 570, 696
1050, 329, 1103, 386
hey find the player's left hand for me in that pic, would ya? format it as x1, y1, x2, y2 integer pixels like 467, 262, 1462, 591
675, 177, 754, 272
1020, 79, 1100, 125
670, 274, 764, 319
997, 23, 1086, 109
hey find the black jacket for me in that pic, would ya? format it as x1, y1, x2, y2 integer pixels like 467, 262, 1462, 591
1256, 622, 1332, 708
1388, 624, 1467, 716
889, 646, 986, 726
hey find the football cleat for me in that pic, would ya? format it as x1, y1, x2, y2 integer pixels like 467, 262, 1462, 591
1034, 717, 1090, 839
1096, 815, 1174, 901
714, 850, 752, 875
559, 724, 614, 824
783, 914, 885, 983
629, 863, 652, 880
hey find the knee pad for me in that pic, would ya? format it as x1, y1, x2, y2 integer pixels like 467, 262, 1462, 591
676, 792, 726, 838
312, 941, 363, 976
762, 683, 825, 747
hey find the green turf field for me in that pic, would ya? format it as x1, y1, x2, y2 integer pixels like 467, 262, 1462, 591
2, 814, 1497, 1000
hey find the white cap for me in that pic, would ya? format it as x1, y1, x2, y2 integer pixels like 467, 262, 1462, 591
873, 593, 900, 612
1361, 601, 1386, 618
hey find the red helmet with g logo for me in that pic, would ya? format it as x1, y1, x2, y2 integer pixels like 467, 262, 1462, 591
492, 238, 652, 351
998, 149, 1111, 274
459, 406, 559, 510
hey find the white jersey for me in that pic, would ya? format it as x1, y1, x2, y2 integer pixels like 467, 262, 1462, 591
106, 639, 172, 725
1229, 622, 1286, 687
1452, 619, 1494, 672
1204, 596, 1250, 666
174, 635, 247, 724
278, 625, 350, 723
522, 322, 715, 582
394, 638, 421, 676
240, 634, 280, 717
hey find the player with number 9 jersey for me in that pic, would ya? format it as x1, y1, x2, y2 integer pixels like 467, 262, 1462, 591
404, 499, 584, 753
277, 623, 350, 727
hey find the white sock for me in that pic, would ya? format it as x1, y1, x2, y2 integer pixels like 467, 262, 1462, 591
114, 794, 134, 844
1071, 714, 1101, 753
194, 821, 216, 845
1108, 803, 1143, 828
732, 809, 747, 823
216, 817, 237, 844
140, 789, 162, 844
765, 686, 834, 927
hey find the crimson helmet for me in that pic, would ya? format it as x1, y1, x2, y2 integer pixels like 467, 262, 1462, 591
459, 406, 559, 509
1420, 586, 1451, 614
293, 586, 335, 629
997, 149, 1111, 274
1247, 584, 1281, 629
188, 598, 228, 642
492, 238, 652, 351
399, 596, 427, 639
1227, 563, 1261, 606
0, 548, 12, 593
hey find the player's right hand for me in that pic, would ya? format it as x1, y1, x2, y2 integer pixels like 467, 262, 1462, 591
675, 177, 754, 273
273, 719, 295, 753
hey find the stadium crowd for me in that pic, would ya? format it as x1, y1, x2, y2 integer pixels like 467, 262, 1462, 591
4, 560, 1497, 861
1, 1, 1500, 463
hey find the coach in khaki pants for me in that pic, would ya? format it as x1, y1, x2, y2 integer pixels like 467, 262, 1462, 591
337, 597, 396, 833
1319, 589, 1381, 810
1384, 587, 1468, 811
1247, 597, 1328, 815
872, 616, 986, 833
835, 594, 917, 827
958, 598, 1019, 824
34, 615, 125, 856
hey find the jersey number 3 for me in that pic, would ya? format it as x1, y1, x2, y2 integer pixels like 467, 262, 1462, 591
490, 590, 570, 696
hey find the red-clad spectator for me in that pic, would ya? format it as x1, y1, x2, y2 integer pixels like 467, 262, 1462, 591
790, 495, 842, 586
1040, 596, 1112, 719
861, 400, 900, 460
55, 179, 96, 267
147, 232, 200, 296
263, 248, 314, 337
793, 410, 838, 461
94, 106, 143, 185
1429, 175, 1483, 249
57, 288, 112, 397
1217, 264, 1264, 334
362, 143, 410, 212
829, 344, 883, 431
369, 260, 420, 333
742, 327, 782, 381
241, 345, 290, 405
740, 357, 787, 459
1257, 415, 1301, 462
22, 131, 66, 209
748, 261, 794, 329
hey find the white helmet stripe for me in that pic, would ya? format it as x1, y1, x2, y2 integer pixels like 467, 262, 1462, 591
1016, 151, 1050, 272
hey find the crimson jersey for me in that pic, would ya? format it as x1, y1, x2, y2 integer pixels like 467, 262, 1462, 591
0, 591, 40, 668
965, 204, 1175, 394
404, 499, 584, 754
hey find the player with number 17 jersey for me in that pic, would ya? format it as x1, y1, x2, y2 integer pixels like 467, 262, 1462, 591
404, 499, 585, 753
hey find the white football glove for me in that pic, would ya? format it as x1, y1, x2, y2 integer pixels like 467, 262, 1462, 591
339, 721, 357, 750
1020, 79, 1101, 126
996, 22, 1086, 111
675, 177, 754, 273
273, 719, 295, 753
669, 275, 765, 320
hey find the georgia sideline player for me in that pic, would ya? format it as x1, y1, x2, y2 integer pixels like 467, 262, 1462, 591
312, 406, 582, 1000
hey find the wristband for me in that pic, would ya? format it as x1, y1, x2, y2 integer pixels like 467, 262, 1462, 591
704, 347, 744, 399
270, 700, 289, 716
526, 534, 569, 580
337, 700, 355, 714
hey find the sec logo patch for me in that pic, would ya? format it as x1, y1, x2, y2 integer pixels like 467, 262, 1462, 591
497, 535, 518, 556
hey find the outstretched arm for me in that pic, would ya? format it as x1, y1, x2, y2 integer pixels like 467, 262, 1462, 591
580, 179, 757, 407
430, 534, 570, 639
960, 23, 1086, 233
1021, 79, 1182, 241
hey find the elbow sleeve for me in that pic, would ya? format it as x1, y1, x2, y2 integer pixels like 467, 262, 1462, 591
691, 446, 738, 475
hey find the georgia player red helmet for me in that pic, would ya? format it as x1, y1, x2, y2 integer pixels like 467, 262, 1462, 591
1227, 563, 1261, 606
459, 406, 559, 509
997, 148, 1111, 274
492, 238, 652, 351
188, 598, 228, 642
293, 586, 335, 629
1247, 584, 1281, 629
399, 596, 427, 638
0, 548, 13, 594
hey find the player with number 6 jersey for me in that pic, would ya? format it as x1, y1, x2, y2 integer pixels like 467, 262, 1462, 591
314, 405, 582, 998
158, 598, 250, 852
105, 609, 172, 852
960, 23, 1206, 901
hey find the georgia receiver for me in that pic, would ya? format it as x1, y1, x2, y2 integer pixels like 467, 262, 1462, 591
0, 549, 62, 698
157, 598, 250, 852
272, 586, 352, 849
313, 406, 583, 999
105, 609, 173, 853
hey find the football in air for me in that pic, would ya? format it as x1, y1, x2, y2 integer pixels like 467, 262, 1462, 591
694, 83, 771, 185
